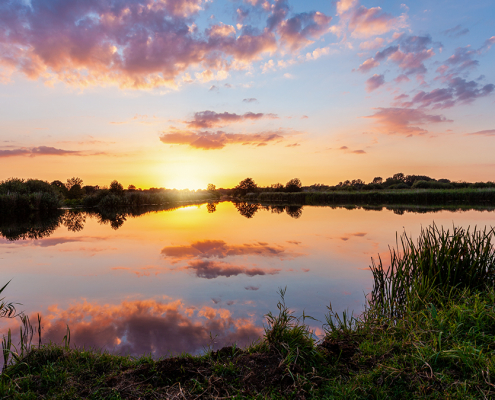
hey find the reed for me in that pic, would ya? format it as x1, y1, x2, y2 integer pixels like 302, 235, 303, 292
253, 187, 495, 205
369, 224, 495, 319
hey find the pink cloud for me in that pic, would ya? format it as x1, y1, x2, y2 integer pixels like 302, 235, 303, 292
185, 110, 277, 129
0, 146, 81, 158
366, 74, 385, 92
278, 11, 331, 50
466, 129, 495, 137
348, 5, 405, 38
0, 0, 331, 88
356, 58, 379, 73
159, 129, 286, 150
365, 107, 452, 136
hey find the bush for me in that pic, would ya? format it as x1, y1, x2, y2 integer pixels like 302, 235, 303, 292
411, 180, 453, 189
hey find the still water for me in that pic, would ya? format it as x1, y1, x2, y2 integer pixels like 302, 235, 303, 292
1, 202, 494, 357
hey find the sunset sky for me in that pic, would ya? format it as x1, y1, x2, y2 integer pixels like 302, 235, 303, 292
0, 0, 494, 189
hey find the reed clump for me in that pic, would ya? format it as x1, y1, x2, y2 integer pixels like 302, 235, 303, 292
370, 224, 495, 319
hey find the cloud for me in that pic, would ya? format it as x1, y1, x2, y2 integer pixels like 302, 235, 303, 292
183, 260, 280, 279
443, 25, 469, 38
365, 74, 385, 92
445, 46, 479, 71
159, 129, 286, 150
359, 36, 438, 78
185, 111, 277, 129
0, 0, 331, 88
359, 38, 385, 50
400, 77, 494, 109
466, 129, 495, 136
161, 239, 297, 262
0, 146, 81, 158
277, 11, 332, 50
338, 146, 366, 154
356, 58, 379, 73
245, 286, 260, 291
365, 107, 451, 136
285, 143, 300, 147
28, 298, 262, 357
242, 98, 258, 103
348, 5, 406, 38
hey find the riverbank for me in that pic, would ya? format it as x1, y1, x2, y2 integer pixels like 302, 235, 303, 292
2, 225, 495, 398
1, 290, 494, 398
246, 187, 495, 206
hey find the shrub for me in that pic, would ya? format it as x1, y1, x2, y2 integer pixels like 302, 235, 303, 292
411, 180, 453, 189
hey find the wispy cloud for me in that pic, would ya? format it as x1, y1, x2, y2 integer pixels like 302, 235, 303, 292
0, 146, 82, 158
185, 111, 277, 129
365, 107, 451, 136
466, 129, 495, 137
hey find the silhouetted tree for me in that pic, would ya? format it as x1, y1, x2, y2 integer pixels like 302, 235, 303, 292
127, 184, 137, 191
392, 173, 406, 182
207, 183, 216, 192
404, 175, 433, 186
51, 180, 69, 197
109, 180, 124, 194
285, 178, 302, 192
372, 177, 383, 184
83, 185, 98, 195
234, 178, 258, 196
66, 177, 83, 190
67, 184, 85, 200
271, 183, 284, 191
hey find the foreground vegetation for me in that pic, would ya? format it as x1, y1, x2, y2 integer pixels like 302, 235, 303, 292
2, 224, 495, 398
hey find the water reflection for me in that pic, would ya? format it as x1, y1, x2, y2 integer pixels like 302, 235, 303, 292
161, 240, 296, 261
2, 203, 494, 241
29, 298, 262, 357
62, 210, 86, 232
3, 201, 495, 362
0, 211, 63, 241
234, 202, 259, 218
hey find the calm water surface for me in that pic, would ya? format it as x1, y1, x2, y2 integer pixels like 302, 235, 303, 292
1, 202, 494, 357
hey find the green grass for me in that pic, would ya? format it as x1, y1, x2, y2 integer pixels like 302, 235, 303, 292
2, 225, 495, 398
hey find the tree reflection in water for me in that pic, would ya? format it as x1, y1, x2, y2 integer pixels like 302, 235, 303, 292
207, 203, 216, 213
234, 202, 259, 218
0, 211, 63, 241
285, 205, 303, 219
62, 210, 86, 232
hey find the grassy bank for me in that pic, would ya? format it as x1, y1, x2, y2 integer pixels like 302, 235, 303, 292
248, 188, 495, 206
83, 190, 217, 209
2, 225, 495, 398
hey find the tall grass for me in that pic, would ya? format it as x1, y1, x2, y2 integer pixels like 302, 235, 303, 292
369, 224, 495, 319
83, 190, 214, 209
253, 187, 495, 205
